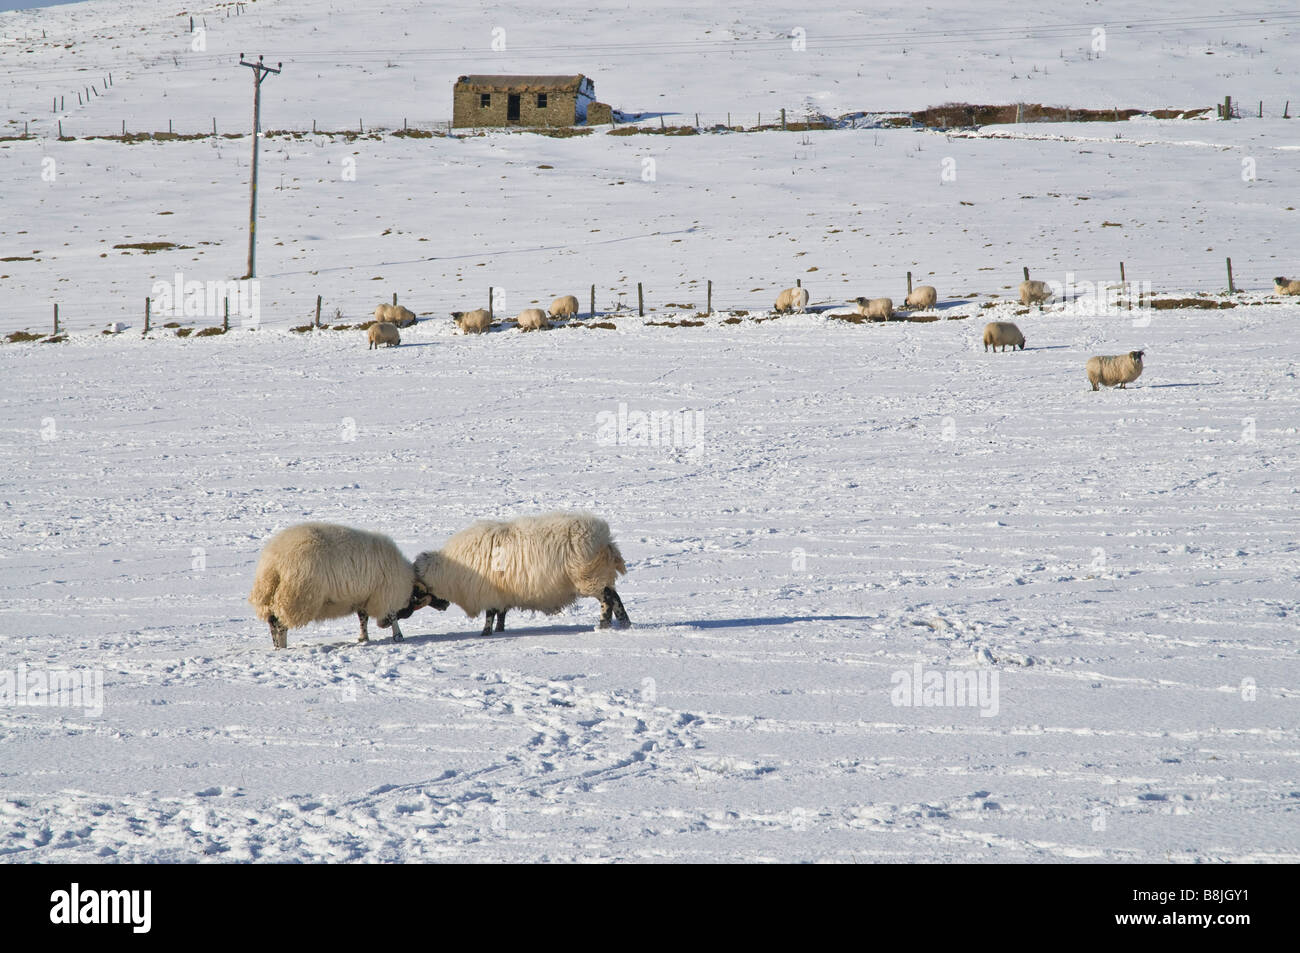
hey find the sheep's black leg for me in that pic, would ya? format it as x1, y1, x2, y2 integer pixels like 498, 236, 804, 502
268, 614, 288, 649
481, 611, 496, 637
495, 609, 506, 632
357, 610, 369, 643
598, 594, 613, 629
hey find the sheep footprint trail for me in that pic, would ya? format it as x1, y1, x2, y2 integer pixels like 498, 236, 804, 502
349, 670, 705, 817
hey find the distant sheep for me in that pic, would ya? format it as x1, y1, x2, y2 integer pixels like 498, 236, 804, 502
367, 321, 401, 349
452, 309, 492, 334
1019, 280, 1053, 307
373, 303, 416, 327
1086, 350, 1144, 391
516, 308, 551, 331
414, 511, 630, 637
774, 287, 810, 313
852, 296, 894, 320
905, 285, 938, 310
983, 321, 1025, 352
548, 295, 580, 319
1274, 276, 1300, 295
248, 523, 445, 648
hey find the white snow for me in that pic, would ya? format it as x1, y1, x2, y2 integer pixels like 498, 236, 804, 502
1, 0, 1298, 863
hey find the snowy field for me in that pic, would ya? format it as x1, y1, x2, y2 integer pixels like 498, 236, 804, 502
1, 0, 1299, 863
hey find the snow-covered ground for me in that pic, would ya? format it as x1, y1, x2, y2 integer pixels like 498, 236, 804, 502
1, 0, 1298, 863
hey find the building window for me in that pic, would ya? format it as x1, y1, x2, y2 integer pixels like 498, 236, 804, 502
480, 93, 490, 108
537, 93, 548, 109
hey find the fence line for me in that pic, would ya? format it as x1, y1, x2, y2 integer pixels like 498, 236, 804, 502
1, 258, 1292, 337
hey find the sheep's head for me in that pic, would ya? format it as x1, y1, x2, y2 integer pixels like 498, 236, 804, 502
451, 311, 465, 327
1274, 277, 1289, 286
1130, 350, 1145, 363
378, 580, 448, 628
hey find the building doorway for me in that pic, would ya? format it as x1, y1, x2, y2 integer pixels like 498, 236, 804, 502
507, 94, 521, 121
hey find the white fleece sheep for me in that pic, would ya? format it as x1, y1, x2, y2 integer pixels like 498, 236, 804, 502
373, 303, 416, 327
1086, 350, 1144, 391
983, 321, 1025, 352
905, 285, 938, 310
368, 321, 401, 348
1273, 276, 1300, 295
852, 296, 894, 320
516, 308, 551, 331
414, 511, 630, 637
774, 287, 810, 313
1019, 279, 1053, 306
452, 309, 492, 334
248, 523, 443, 648
548, 295, 580, 319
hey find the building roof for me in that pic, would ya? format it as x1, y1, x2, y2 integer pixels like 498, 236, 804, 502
455, 74, 588, 93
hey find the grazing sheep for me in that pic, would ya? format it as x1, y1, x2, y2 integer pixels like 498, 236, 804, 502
1086, 350, 1145, 391
516, 308, 551, 331
905, 285, 938, 310
774, 287, 810, 314
1273, 276, 1300, 295
852, 296, 894, 320
452, 309, 492, 334
983, 321, 1025, 352
248, 523, 446, 649
374, 304, 417, 327
413, 511, 630, 637
548, 295, 580, 319
367, 321, 401, 349
1019, 279, 1053, 307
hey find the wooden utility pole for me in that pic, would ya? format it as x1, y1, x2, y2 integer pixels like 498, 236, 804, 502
239, 54, 282, 279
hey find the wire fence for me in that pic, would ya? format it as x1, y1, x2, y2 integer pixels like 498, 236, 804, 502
1, 255, 1292, 338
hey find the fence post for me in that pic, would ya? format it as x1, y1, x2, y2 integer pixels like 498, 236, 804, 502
224, 297, 230, 331
638, 282, 644, 316
907, 271, 913, 295
782, 107, 786, 130
590, 284, 595, 319
1023, 266, 1030, 281
213, 117, 217, 136
1226, 257, 1235, 294
58, 120, 62, 138
488, 287, 493, 320
53, 303, 59, 335
315, 295, 321, 328
796, 278, 801, 288
1223, 95, 1232, 120
707, 279, 712, 314
144, 297, 150, 333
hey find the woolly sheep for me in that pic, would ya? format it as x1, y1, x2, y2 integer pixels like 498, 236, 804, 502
452, 309, 492, 334
983, 321, 1025, 352
774, 287, 810, 313
852, 296, 894, 320
414, 511, 630, 637
1273, 276, 1300, 295
905, 285, 938, 310
367, 321, 401, 349
516, 308, 551, 331
1086, 350, 1144, 391
248, 523, 446, 649
1019, 279, 1053, 307
548, 295, 580, 319
373, 303, 417, 327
